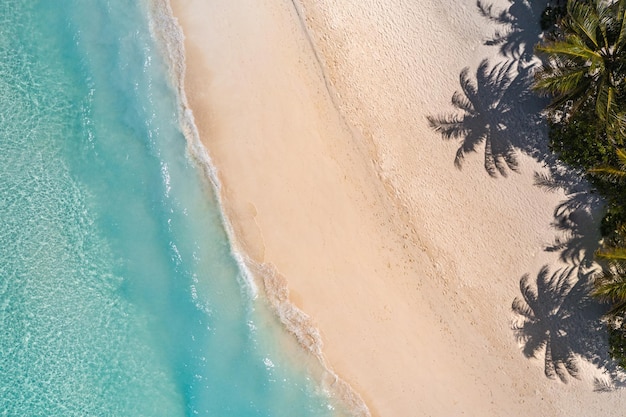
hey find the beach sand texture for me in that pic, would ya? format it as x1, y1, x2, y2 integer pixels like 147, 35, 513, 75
167, 0, 626, 415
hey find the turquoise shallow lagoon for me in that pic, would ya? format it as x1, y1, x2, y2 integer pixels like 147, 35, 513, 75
0, 1, 343, 415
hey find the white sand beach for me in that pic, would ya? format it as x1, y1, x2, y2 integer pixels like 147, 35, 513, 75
166, 0, 626, 415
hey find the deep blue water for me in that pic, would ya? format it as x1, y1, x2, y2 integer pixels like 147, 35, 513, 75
0, 1, 342, 416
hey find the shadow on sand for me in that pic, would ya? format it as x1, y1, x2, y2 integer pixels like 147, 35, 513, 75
512, 168, 626, 389
427, 60, 545, 177
427, 0, 551, 177
512, 265, 600, 382
477, 0, 547, 62
427, 0, 626, 388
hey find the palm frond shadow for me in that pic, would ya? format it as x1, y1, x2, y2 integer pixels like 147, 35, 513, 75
593, 377, 615, 392
593, 365, 626, 392
428, 60, 547, 177
512, 266, 611, 383
594, 372, 626, 392
477, 0, 548, 62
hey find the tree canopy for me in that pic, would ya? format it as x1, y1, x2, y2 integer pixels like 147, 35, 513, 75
535, 0, 626, 135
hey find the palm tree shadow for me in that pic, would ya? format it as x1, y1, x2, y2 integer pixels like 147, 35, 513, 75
512, 265, 611, 383
477, 0, 548, 62
427, 60, 546, 177
428, 0, 560, 176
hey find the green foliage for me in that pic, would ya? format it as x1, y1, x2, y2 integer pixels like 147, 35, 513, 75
593, 221, 626, 365
589, 149, 626, 241
593, 259, 626, 317
608, 319, 626, 369
534, 0, 626, 129
601, 204, 626, 238
547, 104, 613, 171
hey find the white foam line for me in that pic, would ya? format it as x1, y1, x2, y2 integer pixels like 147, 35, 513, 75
145, 0, 258, 297
145, 1, 371, 416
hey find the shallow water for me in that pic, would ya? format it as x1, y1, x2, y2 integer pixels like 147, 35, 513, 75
0, 1, 343, 415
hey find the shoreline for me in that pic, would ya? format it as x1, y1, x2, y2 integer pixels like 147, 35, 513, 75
152, 0, 626, 416
146, 0, 369, 415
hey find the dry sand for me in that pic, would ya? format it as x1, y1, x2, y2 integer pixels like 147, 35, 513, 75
163, 0, 626, 415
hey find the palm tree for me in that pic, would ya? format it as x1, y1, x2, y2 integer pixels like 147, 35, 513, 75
534, 0, 626, 133
427, 59, 522, 177
594, 245, 626, 315
589, 147, 626, 181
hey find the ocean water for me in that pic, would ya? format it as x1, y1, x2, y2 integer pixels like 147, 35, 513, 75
0, 1, 344, 416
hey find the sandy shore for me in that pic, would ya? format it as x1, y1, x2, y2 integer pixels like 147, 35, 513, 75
165, 0, 626, 416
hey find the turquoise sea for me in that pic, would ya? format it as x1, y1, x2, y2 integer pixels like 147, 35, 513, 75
0, 1, 344, 416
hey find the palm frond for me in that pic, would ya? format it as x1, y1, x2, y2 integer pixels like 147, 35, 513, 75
617, 148, 626, 166
534, 65, 589, 96
616, 114, 626, 143
589, 147, 626, 180
534, 0, 626, 126
593, 271, 626, 302
596, 247, 626, 261
589, 165, 626, 181
607, 298, 626, 316
615, 148, 626, 168
537, 37, 602, 62
616, 0, 626, 52
567, 0, 600, 48
595, 83, 616, 122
